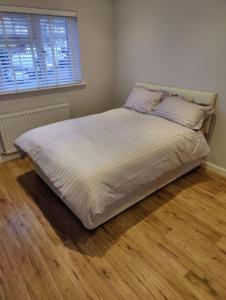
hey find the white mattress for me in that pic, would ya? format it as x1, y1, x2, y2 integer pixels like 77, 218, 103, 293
15, 108, 209, 229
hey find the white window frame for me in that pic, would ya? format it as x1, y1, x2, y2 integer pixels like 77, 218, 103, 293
0, 5, 85, 95
0, 5, 77, 17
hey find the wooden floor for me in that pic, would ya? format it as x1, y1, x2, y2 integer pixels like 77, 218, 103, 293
0, 158, 226, 300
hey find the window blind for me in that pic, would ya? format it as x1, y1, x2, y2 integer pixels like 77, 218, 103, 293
0, 10, 81, 93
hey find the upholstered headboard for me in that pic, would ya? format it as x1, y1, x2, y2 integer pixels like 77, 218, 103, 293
136, 82, 217, 106
136, 82, 217, 134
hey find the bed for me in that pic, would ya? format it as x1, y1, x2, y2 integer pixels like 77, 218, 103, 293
15, 83, 217, 229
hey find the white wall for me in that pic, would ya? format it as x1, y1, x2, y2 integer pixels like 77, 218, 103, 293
0, 0, 115, 117
114, 0, 226, 168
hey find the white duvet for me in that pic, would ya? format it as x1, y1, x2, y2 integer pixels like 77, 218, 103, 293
15, 108, 209, 229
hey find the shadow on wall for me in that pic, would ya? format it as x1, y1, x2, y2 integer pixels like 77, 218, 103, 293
17, 167, 208, 258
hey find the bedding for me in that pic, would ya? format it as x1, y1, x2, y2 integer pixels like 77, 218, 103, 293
15, 108, 210, 229
124, 86, 164, 113
152, 96, 213, 130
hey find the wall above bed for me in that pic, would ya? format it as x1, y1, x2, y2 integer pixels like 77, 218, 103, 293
114, 0, 226, 169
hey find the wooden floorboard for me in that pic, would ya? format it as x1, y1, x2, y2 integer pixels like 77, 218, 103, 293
0, 157, 226, 299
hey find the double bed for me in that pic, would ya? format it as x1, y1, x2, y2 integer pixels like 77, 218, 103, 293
15, 83, 217, 229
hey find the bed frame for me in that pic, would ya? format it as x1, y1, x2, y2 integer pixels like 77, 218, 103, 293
35, 83, 217, 229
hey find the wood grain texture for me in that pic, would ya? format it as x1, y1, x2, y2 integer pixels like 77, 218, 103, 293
0, 157, 226, 300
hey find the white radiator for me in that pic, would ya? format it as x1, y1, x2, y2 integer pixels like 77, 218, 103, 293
0, 103, 69, 155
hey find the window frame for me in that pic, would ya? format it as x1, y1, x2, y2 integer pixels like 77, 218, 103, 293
0, 5, 84, 95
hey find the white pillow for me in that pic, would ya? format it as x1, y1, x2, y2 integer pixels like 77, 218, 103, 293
124, 87, 165, 114
152, 96, 213, 130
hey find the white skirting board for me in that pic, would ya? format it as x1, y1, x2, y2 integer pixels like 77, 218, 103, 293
203, 161, 226, 177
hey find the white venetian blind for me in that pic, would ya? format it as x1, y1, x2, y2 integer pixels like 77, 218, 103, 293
0, 8, 81, 93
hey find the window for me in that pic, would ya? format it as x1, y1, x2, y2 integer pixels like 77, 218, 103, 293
0, 6, 81, 93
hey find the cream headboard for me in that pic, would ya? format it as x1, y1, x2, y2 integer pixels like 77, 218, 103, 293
136, 82, 217, 107
136, 82, 217, 134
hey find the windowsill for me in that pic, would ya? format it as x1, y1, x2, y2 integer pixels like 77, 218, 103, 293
0, 82, 87, 96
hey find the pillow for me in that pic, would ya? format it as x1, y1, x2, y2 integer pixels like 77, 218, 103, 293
124, 87, 166, 114
151, 96, 214, 130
